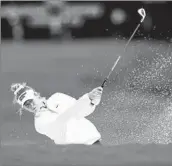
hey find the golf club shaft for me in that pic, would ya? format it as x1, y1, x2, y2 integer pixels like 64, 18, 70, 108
101, 21, 142, 88
124, 23, 141, 52
101, 56, 121, 88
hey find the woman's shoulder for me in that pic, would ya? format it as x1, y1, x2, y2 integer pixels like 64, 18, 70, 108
48, 92, 76, 101
46, 92, 76, 113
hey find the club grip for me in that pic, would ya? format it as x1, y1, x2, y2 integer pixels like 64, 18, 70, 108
101, 78, 108, 88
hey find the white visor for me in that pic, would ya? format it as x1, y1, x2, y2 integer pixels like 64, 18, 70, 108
17, 89, 36, 107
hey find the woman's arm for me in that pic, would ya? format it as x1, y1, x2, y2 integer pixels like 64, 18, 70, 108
36, 87, 103, 127
55, 87, 103, 121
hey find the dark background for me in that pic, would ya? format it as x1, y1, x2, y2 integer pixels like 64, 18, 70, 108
1, 1, 172, 41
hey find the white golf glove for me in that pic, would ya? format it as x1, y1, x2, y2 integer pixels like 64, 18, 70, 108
88, 87, 103, 106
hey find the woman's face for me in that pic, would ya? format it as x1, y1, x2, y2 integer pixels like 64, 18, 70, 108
23, 99, 37, 113
23, 96, 47, 113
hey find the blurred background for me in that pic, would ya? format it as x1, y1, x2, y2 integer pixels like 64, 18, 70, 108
1, 1, 172, 41
1, 0, 172, 149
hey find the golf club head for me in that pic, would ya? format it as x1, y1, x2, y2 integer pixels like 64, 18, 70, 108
138, 8, 146, 22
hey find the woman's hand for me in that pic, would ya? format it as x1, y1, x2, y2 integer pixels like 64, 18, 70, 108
88, 87, 103, 106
